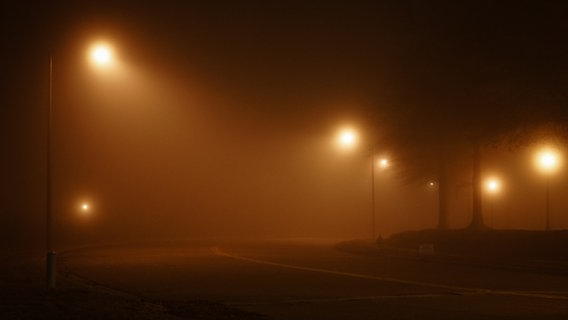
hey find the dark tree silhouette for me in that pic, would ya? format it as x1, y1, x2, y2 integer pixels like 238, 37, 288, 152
374, 1, 568, 230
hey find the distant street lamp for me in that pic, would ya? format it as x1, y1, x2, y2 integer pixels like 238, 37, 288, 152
88, 43, 114, 68
46, 42, 114, 290
335, 127, 388, 240
535, 149, 560, 231
370, 151, 390, 240
486, 180, 499, 192
78, 202, 92, 218
337, 128, 357, 149
378, 158, 389, 169
484, 177, 501, 228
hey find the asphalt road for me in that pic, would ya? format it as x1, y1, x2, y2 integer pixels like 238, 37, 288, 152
60, 239, 568, 319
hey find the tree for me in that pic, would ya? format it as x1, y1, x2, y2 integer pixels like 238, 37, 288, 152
372, 1, 568, 231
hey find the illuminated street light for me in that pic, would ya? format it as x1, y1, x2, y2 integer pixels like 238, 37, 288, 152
337, 128, 357, 149
378, 158, 389, 169
484, 177, 501, 228
46, 41, 114, 290
335, 126, 389, 240
537, 150, 559, 174
535, 148, 561, 231
79, 202, 92, 218
89, 43, 114, 67
371, 155, 390, 240
485, 178, 501, 194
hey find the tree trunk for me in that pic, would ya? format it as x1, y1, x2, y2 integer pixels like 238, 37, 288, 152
468, 142, 485, 229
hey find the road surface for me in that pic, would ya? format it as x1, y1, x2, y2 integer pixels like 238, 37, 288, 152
60, 239, 568, 319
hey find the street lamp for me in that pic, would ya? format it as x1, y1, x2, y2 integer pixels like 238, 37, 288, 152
535, 149, 560, 231
88, 43, 114, 68
370, 153, 390, 241
78, 202, 93, 219
335, 127, 387, 240
485, 178, 501, 194
337, 128, 357, 149
46, 42, 114, 290
378, 158, 389, 169
484, 177, 501, 228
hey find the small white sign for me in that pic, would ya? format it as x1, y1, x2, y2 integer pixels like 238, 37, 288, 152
419, 243, 435, 256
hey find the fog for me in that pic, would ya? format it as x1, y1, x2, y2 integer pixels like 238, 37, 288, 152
1, 1, 567, 251
50, 53, 433, 245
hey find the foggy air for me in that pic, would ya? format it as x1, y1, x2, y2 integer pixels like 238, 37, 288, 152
2, 2, 568, 319
0, 1, 562, 249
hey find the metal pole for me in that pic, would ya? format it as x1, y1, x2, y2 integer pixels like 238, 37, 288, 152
46, 56, 56, 290
490, 199, 494, 229
545, 177, 550, 231
370, 145, 376, 240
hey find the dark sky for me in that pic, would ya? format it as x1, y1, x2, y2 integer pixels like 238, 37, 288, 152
3, 1, 567, 122
2, 1, 568, 249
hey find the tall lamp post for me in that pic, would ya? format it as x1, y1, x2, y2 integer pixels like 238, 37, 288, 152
370, 148, 376, 240
46, 56, 55, 290
536, 149, 559, 231
336, 128, 387, 240
372, 156, 389, 240
46, 42, 114, 290
484, 177, 501, 228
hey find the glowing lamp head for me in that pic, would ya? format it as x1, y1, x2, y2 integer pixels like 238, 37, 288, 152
89, 43, 113, 67
79, 203, 91, 217
378, 158, 389, 169
536, 149, 560, 174
337, 128, 357, 148
539, 152, 557, 170
485, 178, 501, 194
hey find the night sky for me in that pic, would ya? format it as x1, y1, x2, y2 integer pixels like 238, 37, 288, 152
2, 1, 568, 250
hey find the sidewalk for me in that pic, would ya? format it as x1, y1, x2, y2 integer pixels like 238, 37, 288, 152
1, 252, 177, 319
0, 251, 263, 319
